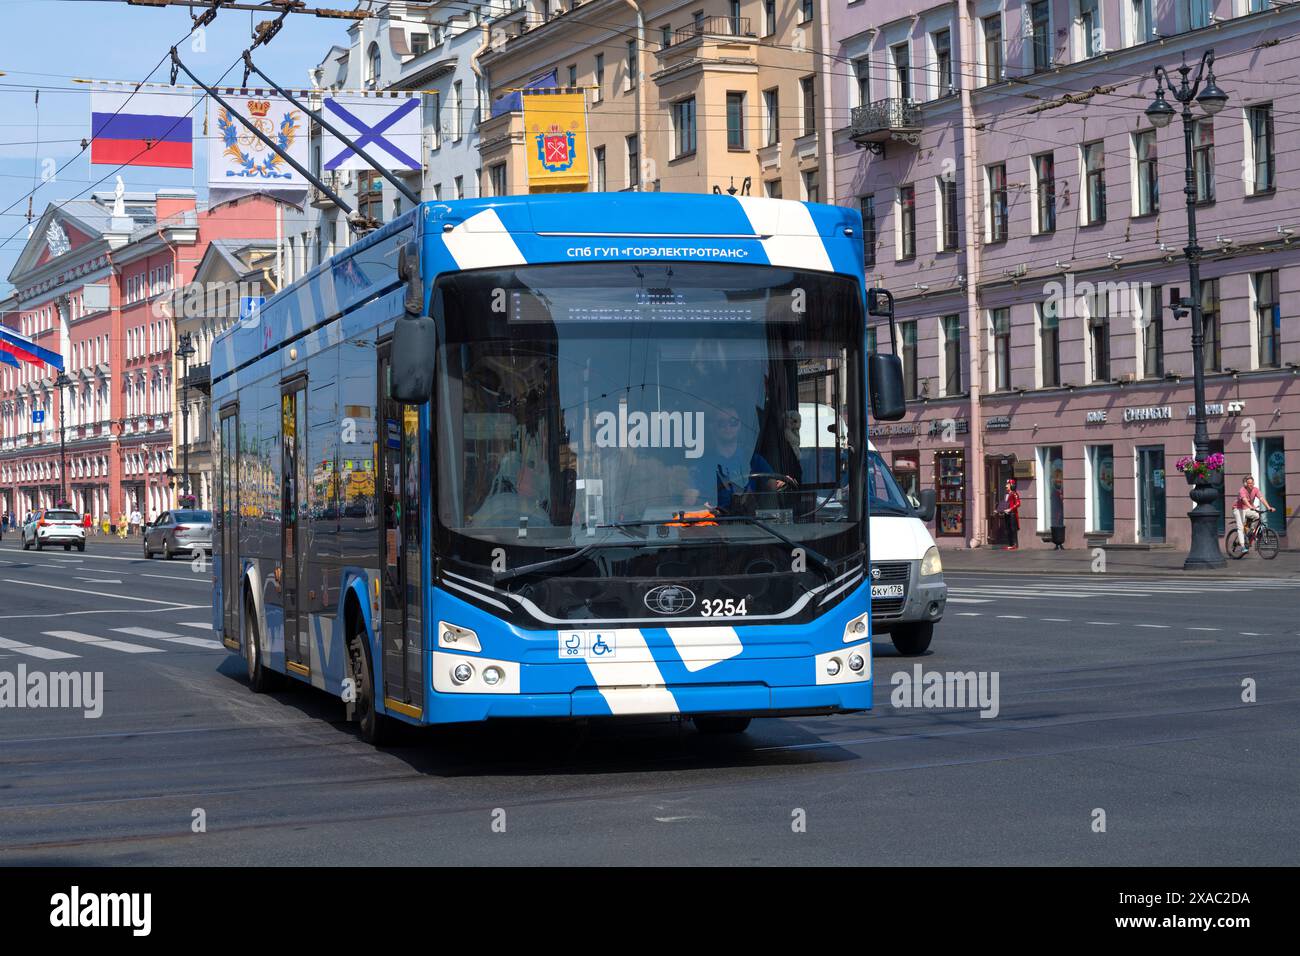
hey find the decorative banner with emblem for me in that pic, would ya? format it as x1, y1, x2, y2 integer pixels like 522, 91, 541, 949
523, 90, 589, 189
207, 92, 307, 194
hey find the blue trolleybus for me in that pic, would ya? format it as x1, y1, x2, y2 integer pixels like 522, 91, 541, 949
211, 193, 906, 743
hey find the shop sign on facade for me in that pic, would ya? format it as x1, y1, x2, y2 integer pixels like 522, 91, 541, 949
985, 415, 1012, 431
1123, 405, 1172, 423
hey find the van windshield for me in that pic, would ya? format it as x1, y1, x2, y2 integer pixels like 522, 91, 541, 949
867, 450, 913, 516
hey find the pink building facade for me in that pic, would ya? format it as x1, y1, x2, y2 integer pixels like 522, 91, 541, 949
0, 190, 285, 524
831, 0, 1299, 550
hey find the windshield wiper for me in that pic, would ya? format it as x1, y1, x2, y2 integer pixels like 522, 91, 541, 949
601, 515, 838, 581
493, 527, 647, 584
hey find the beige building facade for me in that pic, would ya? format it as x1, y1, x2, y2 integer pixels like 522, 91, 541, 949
478, 0, 831, 200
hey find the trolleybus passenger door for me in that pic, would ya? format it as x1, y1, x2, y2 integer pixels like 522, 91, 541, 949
378, 345, 424, 716
281, 381, 310, 672
219, 406, 240, 644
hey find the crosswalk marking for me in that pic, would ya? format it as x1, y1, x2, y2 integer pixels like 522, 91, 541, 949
43, 630, 163, 654
112, 626, 224, 650
0, 635, 79, 660
177, 622, 214, 630
948, 578, 1297, 604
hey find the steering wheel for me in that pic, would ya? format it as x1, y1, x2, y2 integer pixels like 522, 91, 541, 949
747, 472, 800, 490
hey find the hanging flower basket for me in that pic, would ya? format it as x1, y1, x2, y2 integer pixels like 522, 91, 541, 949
1175, 453, 1225, 485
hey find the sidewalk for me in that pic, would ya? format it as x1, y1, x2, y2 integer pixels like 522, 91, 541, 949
940, 544, 1300, 579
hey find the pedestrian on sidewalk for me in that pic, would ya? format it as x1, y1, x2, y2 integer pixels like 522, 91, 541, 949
997, 478, 1021, 550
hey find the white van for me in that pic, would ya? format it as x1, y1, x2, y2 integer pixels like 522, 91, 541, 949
798, 404, 945, 655
865, 441, 947, 656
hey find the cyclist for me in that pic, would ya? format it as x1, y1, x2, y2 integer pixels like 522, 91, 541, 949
1233, 475, 1275, 551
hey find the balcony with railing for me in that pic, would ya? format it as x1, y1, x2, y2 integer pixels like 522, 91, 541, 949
850, 99, 922, 154
673, 16, 753, 45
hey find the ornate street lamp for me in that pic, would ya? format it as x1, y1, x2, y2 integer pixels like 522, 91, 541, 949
176, 332, 196, 508
53, 369, 71, 508
1146, 50, 1228, 570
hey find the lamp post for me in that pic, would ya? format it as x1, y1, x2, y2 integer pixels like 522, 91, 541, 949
54, 369, 71, 508
176, 332, 196, 507
1145, 50, 1229, 571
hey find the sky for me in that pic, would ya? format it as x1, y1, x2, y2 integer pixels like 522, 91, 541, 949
0, 0, 357, 294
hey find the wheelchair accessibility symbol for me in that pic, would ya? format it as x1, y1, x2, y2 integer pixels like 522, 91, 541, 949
557, 630, 616, 660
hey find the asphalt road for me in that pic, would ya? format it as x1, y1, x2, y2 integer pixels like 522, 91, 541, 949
0, 534, 1296, 866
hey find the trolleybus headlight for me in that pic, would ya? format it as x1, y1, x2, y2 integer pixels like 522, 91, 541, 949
843, 613, 869, 643
451, 662, 474, 685
848, 654, 865, 673
826, 657, 842, 677
482, 666, 503, 686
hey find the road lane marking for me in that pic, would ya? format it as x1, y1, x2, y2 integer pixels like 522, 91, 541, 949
1135, 624, 1169, 629
112, 626, 223, 650
42, 630, 163, 654
1188, 627, 1220, 632
1041, 618, 1071, 622
74, 577, 122, 584
1086, 621, 1118, 626
997, 615, 1026, 619
956, 612, 982, 616
7, 579, 193, 606
947, 597, 991, 604
0, 636, 79, 660
177, 622, 213, 630
140, 573, 210, 583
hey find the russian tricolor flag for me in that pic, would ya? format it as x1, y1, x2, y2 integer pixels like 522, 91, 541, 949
0, 326, 64, 372
91, 87, 194, 169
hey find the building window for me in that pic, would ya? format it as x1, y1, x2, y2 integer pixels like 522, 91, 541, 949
1083, 141, 1106, 224
452, 81, 463, 140
661, 24, 672, 48
411, 32, 429, 57
1189, 0, 1211, 29
763, 88, 780, 146
900, 321, 918, 400
594, 146, 606, 191
1128, 0, 1152, 47
983, 15, 1003, 84
800, 76, 816, 136
568, 64, 577, 89
764, 0, 776, 36
1079, 0, 1100, 58
854, 57, 870, 107
991, 308, 1011, 391
594, 53, 604, 101
987, 163, 1008, 242
803, 170, 819, 204
731, 0, 743, 33
1030, 1, 1052, 72
1040, 301, 1061, 387
1255, 436, 1286, 533
860, 194, 876, 269
627, 134, 640, 188
367, 43, 381, 85
1134, 130, 1158, 215
940, 177, 959, 251
1142, 285, 1164, 378
933, 29, 952, 96
942, 314, 962, 395
1088, 445, 1115, 534
454, 175, 464, 200
1254, 270, 1281, 368
726, 92, 745, 149
429, 91, 442, 149
1088, 292, 1111, 382
673, 97, 697, 157
1193, 119, 1214, 203
800, 0, 814, 22
765, 178, 782, 199
1034, 152, 1056, 233
627, 39, 638, 90
892, 42, 911, 100
1248, 104, 1275, 194
358, 171, 382, 221
897, 184, 916, 260
1202, 278, 1221, 372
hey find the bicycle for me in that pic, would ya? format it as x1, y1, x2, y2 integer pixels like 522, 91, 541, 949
1225, 513, 1279, 560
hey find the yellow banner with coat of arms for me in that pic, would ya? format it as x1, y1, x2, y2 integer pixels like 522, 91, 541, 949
524, 91, 589, 189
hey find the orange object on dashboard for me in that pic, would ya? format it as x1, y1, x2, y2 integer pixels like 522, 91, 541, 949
666, 510, 717, 527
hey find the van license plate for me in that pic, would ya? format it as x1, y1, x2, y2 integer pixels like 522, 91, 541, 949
871, 584, 904, 599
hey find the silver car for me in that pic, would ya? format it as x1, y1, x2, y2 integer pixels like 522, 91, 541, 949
143, 509, 213, 559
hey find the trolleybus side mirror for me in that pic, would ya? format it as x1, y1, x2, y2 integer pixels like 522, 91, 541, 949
916, 488, 937, 523
865, 286, 907, 421
391, 316, 437, 404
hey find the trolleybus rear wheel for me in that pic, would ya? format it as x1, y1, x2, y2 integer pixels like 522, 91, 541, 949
347, 618, 393, 747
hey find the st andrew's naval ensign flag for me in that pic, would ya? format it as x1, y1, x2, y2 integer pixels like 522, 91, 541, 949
90, 87, 194, 169
320, 95, 422, 173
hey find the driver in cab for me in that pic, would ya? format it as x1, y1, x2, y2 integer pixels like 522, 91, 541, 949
685, 403, 782, 512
